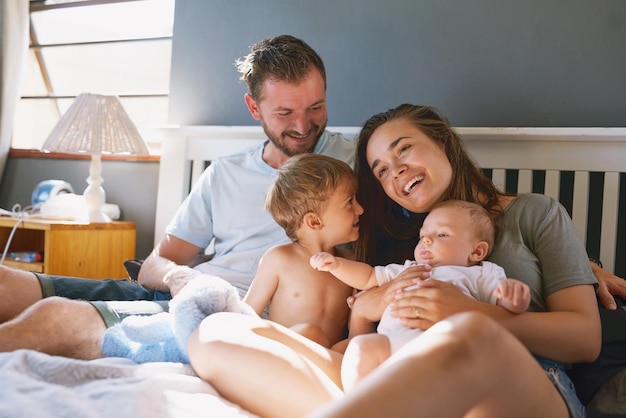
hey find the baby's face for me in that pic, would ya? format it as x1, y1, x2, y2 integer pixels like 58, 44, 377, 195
414, 206, 480, 267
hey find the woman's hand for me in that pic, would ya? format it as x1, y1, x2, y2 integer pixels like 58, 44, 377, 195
388, 278, 483, 330
348, 265, 432, 334
591, 261, 626, 310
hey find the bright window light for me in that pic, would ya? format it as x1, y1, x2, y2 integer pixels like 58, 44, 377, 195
14, 0, 175, 152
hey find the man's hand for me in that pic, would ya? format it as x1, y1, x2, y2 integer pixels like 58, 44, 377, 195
163, 264, 202, 296
591, 261, 626, 310
137, 234, 205, 294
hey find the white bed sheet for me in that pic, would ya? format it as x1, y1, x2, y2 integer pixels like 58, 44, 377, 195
0, 349, 257, 418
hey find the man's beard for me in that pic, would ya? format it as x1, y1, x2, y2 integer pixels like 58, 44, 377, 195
261, 120, 327, 157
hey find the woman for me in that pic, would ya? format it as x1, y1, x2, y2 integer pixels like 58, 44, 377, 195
188, 104, 601, 418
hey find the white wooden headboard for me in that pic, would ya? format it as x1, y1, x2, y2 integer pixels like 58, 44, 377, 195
155, 126, 626, 275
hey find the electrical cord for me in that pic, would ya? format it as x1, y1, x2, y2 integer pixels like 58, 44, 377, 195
0, 203, 43, 265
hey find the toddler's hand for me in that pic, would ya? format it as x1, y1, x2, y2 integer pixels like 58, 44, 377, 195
310, 252, 337, 271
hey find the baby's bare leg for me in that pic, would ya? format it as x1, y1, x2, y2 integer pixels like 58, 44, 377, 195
341, 333, 390, 392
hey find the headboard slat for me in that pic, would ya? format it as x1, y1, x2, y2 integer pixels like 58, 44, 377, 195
572, 171, 590, 246
601, 173, 620, 272
545, 170, 560, 200
516, 170, 531, 194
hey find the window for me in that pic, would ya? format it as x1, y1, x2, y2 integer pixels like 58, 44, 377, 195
14, 0, 175, 153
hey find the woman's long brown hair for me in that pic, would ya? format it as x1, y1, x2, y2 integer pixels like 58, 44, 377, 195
354, 104, 505, 265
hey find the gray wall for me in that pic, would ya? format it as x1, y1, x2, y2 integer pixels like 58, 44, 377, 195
0, 157, 159, 260
169, 0, 626, 127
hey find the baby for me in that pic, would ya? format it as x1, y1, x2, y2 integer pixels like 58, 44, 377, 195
311, 199, 530, 389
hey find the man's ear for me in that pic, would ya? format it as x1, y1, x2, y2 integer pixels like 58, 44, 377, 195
303, 212, 323, 230
470, 241, 489, 263
244, 93, 261, 120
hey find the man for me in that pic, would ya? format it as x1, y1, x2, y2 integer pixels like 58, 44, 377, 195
0, 35, 356, 360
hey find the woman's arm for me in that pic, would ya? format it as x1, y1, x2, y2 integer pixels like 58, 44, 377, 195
502, 284, 601, 363
388, 280, 601, 363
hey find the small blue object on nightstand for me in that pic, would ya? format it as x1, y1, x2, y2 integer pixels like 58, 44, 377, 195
31, 180, 74, 206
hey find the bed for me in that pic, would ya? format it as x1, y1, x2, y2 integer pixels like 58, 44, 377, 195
3, 125, 626, 417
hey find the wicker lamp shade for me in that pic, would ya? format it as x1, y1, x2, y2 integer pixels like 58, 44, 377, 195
42, 93, 149, 155
42, 93, 149, 222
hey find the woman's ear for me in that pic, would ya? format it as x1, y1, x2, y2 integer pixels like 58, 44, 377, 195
303, 212, 323, 230
469, 241, 489, 263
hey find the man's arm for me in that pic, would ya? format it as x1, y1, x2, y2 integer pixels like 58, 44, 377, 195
137, 234, 205, 296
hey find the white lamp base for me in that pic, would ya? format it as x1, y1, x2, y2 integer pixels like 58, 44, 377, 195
84, 153, 112, 223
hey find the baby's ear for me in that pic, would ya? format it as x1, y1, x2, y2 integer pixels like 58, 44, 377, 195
470, 241, 489, 263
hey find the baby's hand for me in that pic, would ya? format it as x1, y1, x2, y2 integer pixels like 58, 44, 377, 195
495, 279, 531, 314
310, 252, 338, 271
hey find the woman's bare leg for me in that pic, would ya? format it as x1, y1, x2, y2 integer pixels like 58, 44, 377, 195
188, 312, 344, 418
309, 312, 569, 418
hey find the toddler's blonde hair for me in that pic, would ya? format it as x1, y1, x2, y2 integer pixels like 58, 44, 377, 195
266, 154, 357, 241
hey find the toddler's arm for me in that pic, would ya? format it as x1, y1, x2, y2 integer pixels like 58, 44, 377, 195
310, 252, 378, 290
243, 248, 282, 316
494, 279, 531, 314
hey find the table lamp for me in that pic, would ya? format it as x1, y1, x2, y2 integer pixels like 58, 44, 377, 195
42, 93, 149, 223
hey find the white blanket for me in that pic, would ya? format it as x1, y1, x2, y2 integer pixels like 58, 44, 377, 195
0, 350, 257, 418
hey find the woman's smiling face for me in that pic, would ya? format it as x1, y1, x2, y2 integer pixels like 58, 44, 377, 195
365, 118, 453, 214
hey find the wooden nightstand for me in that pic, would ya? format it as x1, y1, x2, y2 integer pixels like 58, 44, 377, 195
0, 217, 135, 279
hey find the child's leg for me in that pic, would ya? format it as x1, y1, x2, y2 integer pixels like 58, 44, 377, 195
341, 333, 391, 391
290, 322, 330, 348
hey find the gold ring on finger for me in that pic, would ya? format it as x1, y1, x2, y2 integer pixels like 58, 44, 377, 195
414, 307, 421, 319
